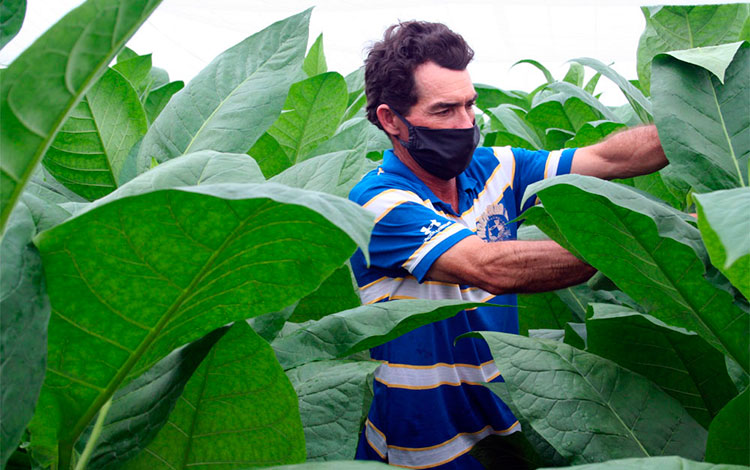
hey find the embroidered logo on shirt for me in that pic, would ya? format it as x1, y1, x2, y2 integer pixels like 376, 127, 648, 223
476, 204, 510, 242
420, 219, 450, 242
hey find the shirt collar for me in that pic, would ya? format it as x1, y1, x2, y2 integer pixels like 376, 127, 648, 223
380, 149, 481, 214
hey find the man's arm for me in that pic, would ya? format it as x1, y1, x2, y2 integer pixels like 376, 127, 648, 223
571, 124, 667, 179
427, 236, 596, 295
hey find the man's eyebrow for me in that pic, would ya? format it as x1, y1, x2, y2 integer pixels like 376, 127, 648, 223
428, 94, 479, 111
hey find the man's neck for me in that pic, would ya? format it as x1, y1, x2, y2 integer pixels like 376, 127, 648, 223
393, 146, 459, 213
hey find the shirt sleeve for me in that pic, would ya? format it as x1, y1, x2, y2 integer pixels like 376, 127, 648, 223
359, 188, 475, 282
512, 147, 576, 213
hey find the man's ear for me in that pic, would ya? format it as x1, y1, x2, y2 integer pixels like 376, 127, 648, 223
376, 104, 403, 137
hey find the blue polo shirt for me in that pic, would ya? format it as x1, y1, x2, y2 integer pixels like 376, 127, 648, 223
349, 146, 575, 469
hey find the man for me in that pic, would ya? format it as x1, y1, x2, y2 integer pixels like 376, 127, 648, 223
348, 21, 667, 469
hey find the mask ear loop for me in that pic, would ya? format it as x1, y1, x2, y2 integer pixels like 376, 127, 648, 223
386, 105, 414, 148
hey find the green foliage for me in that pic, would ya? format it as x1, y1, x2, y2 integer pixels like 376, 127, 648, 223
705, 388, 749, 466
303, 33, 328, 77
0, 0, 26, 51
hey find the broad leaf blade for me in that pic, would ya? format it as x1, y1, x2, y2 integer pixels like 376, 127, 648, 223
652, 44, 749, 192
636, 4, 749, 93
486, 104, 542, 149
122, 322, 305, 470
84, 326, 230, 470
705, 388, 749, 466
517, 292, 574, 336
289, 264, 361, 323
586, 303, 738, 428
0, 201, 50, 468
262, 72, 349, 176
272, 299, 484, 370
0, 0, 26, 51
143, 81, 184, 124
42, 67, 148, 200
303, 33, 327, 77
695, 188, 750, 298
525, 175, 749, 373
0, 0, 162, 232
33, 181, 373, 460
565, 120, 626, 148
136, 9, 310, 170
470, 331, 707, 463
287, 360, 379, 461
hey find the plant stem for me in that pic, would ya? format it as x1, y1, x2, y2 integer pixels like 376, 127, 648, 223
73, 397, 113, 470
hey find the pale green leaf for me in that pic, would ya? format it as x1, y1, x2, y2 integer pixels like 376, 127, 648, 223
562, 62, 584, 88
474, 83, 529, 112
565, 120, 626, 148
486, 104, 542, 149
652, 44, 749, 192
663, 42, 745, 84
471, 332, 707, 463
112, 53, 153, 99
0, 201, 49, 468
42, 67, 148, 200
637, 4, 749, 93
122, 322, 305, 470
542, 455, 747, 470
303, 33, 327, 77
287, 360, 379, 461
0, 0, 162, 232
272, 299, 484, 370
136, 9, 310, 170
513, 59, 555, 84
143, 81, 183, 124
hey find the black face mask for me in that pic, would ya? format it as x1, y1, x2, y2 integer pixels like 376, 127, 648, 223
391, 107, 480, 180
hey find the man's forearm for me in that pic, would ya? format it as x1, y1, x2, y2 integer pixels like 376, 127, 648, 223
572, 124, 668, 179
428, 237, 597, 295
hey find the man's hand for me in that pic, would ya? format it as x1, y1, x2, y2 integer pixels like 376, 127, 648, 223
571, 124, 667, 179
427, 236, 596, 295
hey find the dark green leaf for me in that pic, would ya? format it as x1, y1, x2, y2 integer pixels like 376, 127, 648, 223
112, 53, 153, 99
586, 303, 738, 428
0, 0, 162, 232
32, 181, 373, 463
652, 44, 748, 192
706, 388, 749, 465
637, 4, 749, 93
122, 322, 306, 470
289, 265, 361, 323
136, 9, 310, 170
0, 0, 26, 51
42, 67, 148, 200
0, 201, 49, 468
563, 322, 586, 349
143, 81, 184, 124
518, 292, 574, 336
525, 175, 749, 373
287, 360, 379, 461
247, 305, 297, 343
565, 120, 626, 148
261, 462, 391, 469
486, 104, 542, 149
83, 326, 230, 470
545, 82, 622, 124
273, 300, 484, 370
471, 332, 707, 463
695, 188, 750, 298
303, 33, 327, 77
474, 84, 529, 112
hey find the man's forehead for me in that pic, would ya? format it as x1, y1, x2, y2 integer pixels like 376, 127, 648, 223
413, 61, 476, 103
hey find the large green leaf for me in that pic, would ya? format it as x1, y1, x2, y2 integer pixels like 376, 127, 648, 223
545, 82, 622, 124
32, 181, 373, 466
270, 149, 377, 199
259, 72, 348, 176
572, 57, 652, 123
83, 326, 230, 470
517, 292, 574, 336
306, 117, 390, 160
272, 300, 484, 370
287, 360, 379, 461
525, 175, 749, 373
0, 0, 26, 51
565, 120, 626, 148
470, 332, 707, 463
652, 43, 749, 192
143, 81, 184, 124
705, 388, 749, 466
303, 33, 327, 77
122, 321, 305, 470
543, 456, 747, 470
289, 264, 361, 323
695, 188, 750, 298
136, 9, 310, 171
474, 84, 529, 112
42, 67, 148, 200
486, 104, 542, 149
0, 201, 50, 468
112, 53, 153, 100
586, 303, 737, 428
637, 4, 750, 93
0, 0, 162, 233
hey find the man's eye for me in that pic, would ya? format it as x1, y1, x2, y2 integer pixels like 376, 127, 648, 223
437, 109, 451, 115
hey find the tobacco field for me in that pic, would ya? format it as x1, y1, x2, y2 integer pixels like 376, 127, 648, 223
0, 1, 748, 469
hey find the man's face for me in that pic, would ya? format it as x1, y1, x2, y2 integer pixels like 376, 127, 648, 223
404, 61, 477, 130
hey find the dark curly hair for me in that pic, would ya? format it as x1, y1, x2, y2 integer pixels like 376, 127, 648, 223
365, 21, 474, 131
